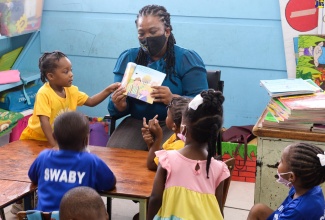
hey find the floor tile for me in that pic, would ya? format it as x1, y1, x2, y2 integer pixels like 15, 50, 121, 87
225, 181, 255, 210
224, 207, 249, 220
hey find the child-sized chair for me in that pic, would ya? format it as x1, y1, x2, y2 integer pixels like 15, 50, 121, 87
17, 210, 59, 220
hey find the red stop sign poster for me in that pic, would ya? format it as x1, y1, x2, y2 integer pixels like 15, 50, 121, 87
285, 0, 318, 32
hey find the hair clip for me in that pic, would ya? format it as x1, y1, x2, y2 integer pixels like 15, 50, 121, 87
317, 152, 325, 166
188, 94, 203, 110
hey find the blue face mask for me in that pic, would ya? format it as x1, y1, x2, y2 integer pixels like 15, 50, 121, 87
276, 170, 293, 188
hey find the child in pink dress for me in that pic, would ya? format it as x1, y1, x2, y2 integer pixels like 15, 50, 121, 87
147, 89, 230, 220
142, 97, 190, 170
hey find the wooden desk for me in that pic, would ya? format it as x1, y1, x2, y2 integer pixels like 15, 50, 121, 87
253, 125, 325, 209
0, 140, 155, 220
0, 180, 36, 220
0, 140, 50, 182
90, 146, 155, 220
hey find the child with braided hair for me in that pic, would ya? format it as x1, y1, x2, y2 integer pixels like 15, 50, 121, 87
247, 142, 325, 220
142, 96, 190, 170
20, 51, 120, 148
147, 89, 230, 220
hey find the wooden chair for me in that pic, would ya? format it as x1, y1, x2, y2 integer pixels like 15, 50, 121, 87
17, 210, 59, 220
221, 157, 236, 211
206, 70, 224, 156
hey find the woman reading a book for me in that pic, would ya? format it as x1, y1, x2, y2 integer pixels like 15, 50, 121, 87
107, 4, 208, 150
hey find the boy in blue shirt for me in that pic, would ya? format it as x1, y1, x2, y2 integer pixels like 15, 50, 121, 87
28, 111, 116, 212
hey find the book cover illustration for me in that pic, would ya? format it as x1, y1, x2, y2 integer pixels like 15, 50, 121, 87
296, 35, 325, 89
121, 62, 166, 104
278, 92, 325, 111
0, 108, 23, 135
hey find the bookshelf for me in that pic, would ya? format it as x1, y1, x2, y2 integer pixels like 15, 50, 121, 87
0, 31, 40, 93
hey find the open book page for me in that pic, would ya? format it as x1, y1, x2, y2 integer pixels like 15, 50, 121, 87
121, 62, 166, 104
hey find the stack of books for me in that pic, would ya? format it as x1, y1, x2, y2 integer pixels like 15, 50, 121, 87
259, 78, 325, 132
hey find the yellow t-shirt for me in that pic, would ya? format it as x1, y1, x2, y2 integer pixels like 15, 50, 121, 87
20, 83, 89, 141
154, 133, 185, 165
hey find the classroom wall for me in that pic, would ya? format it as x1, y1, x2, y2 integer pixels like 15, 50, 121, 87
16, 0, 287, 128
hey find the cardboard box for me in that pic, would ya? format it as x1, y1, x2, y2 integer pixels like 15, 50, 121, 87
0, 0, 43, 37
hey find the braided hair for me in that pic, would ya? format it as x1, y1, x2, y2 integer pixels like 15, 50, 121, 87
286, 142, 325, 189
183, 89, 224, 178
135, 5, 177, 85
39, 51, 67, 83
167, 97, 191, 127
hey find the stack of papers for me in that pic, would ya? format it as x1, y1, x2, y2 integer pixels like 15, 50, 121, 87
260, 78, 322, 97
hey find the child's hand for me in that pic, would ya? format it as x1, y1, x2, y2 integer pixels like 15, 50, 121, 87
142, 117, 154, 149
108, 82, 121, 93
148, 115, 162, 138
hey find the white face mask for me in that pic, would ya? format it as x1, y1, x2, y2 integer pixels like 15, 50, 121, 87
276, 170, 293, 188
177, 124, 186, 142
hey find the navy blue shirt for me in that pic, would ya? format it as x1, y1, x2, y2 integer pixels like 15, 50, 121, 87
107, 45, 208, 121
28, 149, 115, 212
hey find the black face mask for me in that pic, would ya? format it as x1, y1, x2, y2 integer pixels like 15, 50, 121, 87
139, 34, 167, 57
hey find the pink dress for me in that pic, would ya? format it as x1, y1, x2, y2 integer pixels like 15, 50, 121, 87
154, 150, 230, 220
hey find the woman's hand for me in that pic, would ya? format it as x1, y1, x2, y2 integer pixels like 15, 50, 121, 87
151, 86, 175, 105
111, 86, 127, 112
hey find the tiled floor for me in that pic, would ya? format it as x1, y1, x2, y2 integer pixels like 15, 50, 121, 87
3, 181, 254, 220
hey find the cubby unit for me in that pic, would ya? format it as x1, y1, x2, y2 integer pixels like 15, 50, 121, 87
0, 31, 41, 93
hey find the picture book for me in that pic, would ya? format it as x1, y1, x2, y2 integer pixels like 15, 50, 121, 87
258, 108, 313, 131
260, 78, 320, 97
121, 62, 166, 104
267, 99, 289, 121
296, 35, 325, 89
278, 92, 325, 112
0, 108, 23, 136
